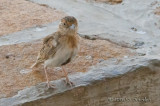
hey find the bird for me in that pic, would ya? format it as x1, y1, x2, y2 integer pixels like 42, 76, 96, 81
30, 16, 80, 88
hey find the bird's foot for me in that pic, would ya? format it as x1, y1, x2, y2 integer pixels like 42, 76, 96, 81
46, 82, 56, 89
63, 79, 74, 87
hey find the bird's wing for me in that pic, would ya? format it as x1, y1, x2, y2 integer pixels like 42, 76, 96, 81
37, 32, 59, 63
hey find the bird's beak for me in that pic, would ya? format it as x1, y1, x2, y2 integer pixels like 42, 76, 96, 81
70, 24, 75, 29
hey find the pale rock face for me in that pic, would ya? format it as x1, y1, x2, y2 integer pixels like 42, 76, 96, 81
0, 0, 160, 105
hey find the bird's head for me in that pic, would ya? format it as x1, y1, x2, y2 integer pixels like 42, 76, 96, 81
59, 16, 78, 35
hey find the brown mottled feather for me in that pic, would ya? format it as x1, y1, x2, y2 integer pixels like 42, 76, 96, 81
31, 16, 79, 88
31, 16, 79, 68
31, 33, 58, 67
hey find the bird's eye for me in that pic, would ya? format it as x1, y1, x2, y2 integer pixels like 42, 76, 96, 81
64, 23, 66, 25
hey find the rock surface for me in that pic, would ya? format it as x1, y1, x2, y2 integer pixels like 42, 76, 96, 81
0, 0, 65, 36
0, 37, 133, 99
0, 56, 160, 106
0, 0, 160, 106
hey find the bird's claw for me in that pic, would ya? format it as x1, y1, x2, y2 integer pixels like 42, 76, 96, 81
46, 82, 56, 89
64, 80, 74, 87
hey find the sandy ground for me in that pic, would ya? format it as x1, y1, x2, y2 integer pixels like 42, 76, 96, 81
0, 37, 135, 98
0, 0, 65, 36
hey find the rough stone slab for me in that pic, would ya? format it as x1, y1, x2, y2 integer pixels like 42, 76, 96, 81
0, 22, 59, 46
0, 37, 132, 98
0, 0, 152, 47
0, 0, 160, 106
0, 0, 159, 56
0, 56, 159, 106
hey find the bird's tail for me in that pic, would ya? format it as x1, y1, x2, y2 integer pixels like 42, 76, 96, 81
30, 62, 39, 69
30, 53, 44, 69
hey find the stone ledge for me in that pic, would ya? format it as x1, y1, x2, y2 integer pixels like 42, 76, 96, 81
0, 56, 159, 106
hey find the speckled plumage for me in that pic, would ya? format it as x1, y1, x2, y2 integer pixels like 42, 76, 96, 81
31, 16, 79, 88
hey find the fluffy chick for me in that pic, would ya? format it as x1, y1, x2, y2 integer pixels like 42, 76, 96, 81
31, 16, 79, 88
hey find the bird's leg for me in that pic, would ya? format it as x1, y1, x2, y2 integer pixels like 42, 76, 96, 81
62, 67, 74, 87
44, 66, 56, 89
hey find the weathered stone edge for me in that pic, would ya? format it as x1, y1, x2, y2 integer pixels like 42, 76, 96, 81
0, 56, 159, 106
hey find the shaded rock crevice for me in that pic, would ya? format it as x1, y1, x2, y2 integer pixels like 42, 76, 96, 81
79, 33, 146, 49
86, 0, 123, 5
